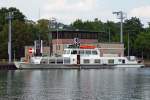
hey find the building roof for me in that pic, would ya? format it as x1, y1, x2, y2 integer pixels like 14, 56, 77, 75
50, 30, 105, 34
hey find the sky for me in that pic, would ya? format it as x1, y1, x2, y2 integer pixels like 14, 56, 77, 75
1, 0, 150, 27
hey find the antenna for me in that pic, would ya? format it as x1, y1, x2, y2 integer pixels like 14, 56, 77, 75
38, 8, 41, 42
113, 11, 126, 43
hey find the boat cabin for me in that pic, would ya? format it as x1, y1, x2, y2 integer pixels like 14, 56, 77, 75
63, 48, 100, 57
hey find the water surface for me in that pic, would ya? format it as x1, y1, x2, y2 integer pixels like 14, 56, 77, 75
0, 68, 150, 100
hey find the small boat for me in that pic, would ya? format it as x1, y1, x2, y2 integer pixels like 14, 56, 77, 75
14, 45, 144, 69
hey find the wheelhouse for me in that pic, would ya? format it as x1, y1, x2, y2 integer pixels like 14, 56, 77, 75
63, 48, 100, 57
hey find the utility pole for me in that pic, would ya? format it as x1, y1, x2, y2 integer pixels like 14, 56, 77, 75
128, 32, 130, 57
49, 18, 62, 56
141, 47, 144, 63
14, 50, 15, 62
113, 11, 126, 43
7, 12, 13, 63
49, 18, 57, 56
56, 28, 58, 56
108, 28, 111, 42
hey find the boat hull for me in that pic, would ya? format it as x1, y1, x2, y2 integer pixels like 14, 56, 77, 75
14, 62, 144, 69
14, 62, 79, 69
115, 64, 144, 68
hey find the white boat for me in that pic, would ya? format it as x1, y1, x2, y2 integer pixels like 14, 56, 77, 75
14, 45, 144, 69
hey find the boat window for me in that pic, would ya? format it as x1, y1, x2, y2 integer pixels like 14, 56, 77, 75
56, 58, 63, 64
108, 59, 114, 64
64, 50, 67, 54
79, 50, 84, 55
83, 59, 90, 64
94, 59, 101, 63
71, 50, 77, 54
118, 59, 122, 62
40, 59, 48, 64
64, 50, 70, 54
67, 50, 70, 54
64, 58, 70, 64
85, 50, 91, 55
42, 54, 47, 57
92, 50, 98, 55
122, 60, 125, 64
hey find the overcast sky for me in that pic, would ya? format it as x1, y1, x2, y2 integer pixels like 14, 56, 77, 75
1, 0, 150, 27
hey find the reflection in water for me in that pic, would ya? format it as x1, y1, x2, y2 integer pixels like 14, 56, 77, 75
0, 69, 150, 100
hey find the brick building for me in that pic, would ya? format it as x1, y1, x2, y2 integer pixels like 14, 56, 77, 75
50, 30, 107, 55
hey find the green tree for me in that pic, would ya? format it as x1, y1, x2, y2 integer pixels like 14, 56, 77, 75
0, 20, 36, 59
0, 8, 8, 32
71, 18, 104, 31
36, 19, 49, 45
0, 7, 27, 59
71, 18, 108, 42
135, 31, 150, 59
71, 19, 84, 30
8, 7, 25, 22
123, 17, 144, 56
104, 21, 120, 42
124, 17, 143, 34
0, 7, 25, 29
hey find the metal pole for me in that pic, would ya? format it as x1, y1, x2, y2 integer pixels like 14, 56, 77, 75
108, 28, 110, 42
142, 48, 143, 60
128, 32, 130, 57
8, 12, 12, 63
48, 36, 50, 64
56, 28, 58, 56
48, 19, 51, 64
14, 50, 15, 62
120, 11, 123, 43
113, 11, 126, 44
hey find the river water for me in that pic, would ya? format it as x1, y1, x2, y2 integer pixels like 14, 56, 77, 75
0, 68, 150, 100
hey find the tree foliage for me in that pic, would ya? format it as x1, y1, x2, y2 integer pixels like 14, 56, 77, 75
71, 17, 149, 59
36, 19, 49, 43
0, 7, 48, 59
135, 31, 150, 59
